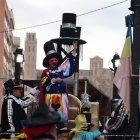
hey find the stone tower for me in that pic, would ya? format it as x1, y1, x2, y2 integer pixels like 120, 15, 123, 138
24, 32, 37, 80
90, 56, 103, 70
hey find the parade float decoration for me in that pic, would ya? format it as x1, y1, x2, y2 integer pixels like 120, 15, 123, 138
105, 99, 128, 132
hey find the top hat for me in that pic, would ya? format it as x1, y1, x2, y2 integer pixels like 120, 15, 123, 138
51, 13, 86, 45
13, 80, 23, 89
4, 79, 22, 95
43, 41, 62, 68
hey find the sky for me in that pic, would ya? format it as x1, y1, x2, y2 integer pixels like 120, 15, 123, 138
7, 0, 132, 70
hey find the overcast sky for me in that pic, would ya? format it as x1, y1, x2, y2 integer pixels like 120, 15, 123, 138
7, 0, 131, 70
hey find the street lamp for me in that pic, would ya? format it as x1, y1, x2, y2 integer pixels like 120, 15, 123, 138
109, 52, 120, 99
111, 52, 120, 74
14, 48, 24, 82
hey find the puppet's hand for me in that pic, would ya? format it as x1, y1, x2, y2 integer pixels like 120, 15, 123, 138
51, 78, 63, 83
56, 78, 63, 83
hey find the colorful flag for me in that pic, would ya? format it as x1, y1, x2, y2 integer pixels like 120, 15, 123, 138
113, 16, 132, 115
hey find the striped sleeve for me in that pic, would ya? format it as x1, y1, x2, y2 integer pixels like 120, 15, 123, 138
7, 99, 15, 129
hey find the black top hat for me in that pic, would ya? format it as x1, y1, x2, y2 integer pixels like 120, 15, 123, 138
24, 103, 60, 128
4, 79, 22, 95
13, 80, 23, 89
43, 41, 62, 68
51, 13, 86, 45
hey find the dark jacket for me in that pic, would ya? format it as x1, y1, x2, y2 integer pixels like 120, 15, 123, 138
1, 94, 35, 139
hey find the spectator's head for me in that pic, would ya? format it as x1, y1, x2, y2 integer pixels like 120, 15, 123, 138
4, 79, 22, 97
12, 80, 23, 98
111, 99, 122, 110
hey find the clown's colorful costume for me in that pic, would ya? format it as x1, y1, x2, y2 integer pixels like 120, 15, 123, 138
39, 41, 76, 124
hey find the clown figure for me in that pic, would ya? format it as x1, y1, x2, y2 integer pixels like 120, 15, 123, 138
39, 41, 77, 128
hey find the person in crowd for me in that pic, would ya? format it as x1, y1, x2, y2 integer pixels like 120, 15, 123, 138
39, 40, 77, 129
22, 103, 60, 140
1, 79, 39, 139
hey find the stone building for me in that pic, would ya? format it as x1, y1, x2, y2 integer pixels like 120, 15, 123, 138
24, 32, 37, 80
0, 0, 15, 120
24, 32, 37, 94
90, 56, 103, 70
79, 56, 114, 128
79, 56, 113, 99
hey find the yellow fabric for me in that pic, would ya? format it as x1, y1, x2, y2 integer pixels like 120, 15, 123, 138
1, 133, 27, 140
41, 76, 48, 85
59, 94, 62, 111
45, 93, 51, 105
45, 94, 63, 111
121, 36, 131, 58
71, 114, 87, 133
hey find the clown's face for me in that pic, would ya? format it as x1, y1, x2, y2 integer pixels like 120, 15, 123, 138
49, 57, 58, 69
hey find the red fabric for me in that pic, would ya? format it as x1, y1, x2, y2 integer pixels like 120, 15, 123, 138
39, 69, 49, 104
22, 126, 50, 140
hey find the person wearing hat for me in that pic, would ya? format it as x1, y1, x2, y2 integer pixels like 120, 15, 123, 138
39, 40, 77, 129
22, 103, 60, 140
1, 79, 39, 139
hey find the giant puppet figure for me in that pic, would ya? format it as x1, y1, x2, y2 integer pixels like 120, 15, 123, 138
39, 13, 87, 130
39, 40, 77, 127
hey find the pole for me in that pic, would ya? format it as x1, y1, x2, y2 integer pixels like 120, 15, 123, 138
129, 0, 140, 134
15, 62, 20, 82
111, 53, 120, 99
73, 44, 80, 97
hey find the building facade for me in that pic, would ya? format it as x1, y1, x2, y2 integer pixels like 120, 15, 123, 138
24, 32, 37, 80
0, 0, 15, 120
24, 33, 37, 94
90, 56, 103, 70
79, 56, 113, 99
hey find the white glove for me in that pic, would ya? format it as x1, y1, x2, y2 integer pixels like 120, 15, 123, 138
30, 86, 39, 103
30, 86, 39, 96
